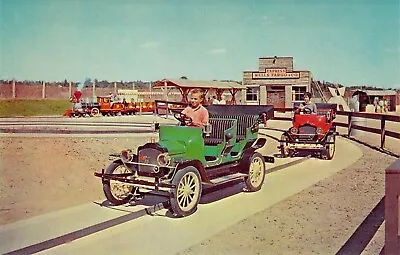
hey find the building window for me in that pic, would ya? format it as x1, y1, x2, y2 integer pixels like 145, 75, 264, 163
246, 87, 259, 101
292, 86, 307, 101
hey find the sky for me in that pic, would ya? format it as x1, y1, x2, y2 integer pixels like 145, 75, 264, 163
0, 0, 399, 88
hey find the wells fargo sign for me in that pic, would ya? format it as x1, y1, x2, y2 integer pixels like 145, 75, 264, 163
252, 68, 300, 79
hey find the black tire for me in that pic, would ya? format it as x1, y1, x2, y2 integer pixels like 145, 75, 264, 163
103, 162, 136, 205
280, 134, 290, 158
244, 152, 266, 192
323, 135, 336, 160
170, 166, 202, 217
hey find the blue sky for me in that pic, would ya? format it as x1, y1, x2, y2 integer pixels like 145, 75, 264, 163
1, 0, 399, 88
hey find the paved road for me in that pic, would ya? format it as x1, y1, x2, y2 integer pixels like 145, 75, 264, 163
0, 134, 362, 255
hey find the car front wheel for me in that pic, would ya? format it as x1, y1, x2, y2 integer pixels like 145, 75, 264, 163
280, 134, 290, 158
170, 166, 202, 217
103, 162, 137, 205
322, 135, 336, 160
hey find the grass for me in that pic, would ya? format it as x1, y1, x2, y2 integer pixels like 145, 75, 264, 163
0, 99, 71, 117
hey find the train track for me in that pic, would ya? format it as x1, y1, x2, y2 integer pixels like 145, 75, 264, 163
0, 118, 174, 135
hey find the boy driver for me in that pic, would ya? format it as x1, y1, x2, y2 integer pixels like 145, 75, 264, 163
181, 89, 209, 128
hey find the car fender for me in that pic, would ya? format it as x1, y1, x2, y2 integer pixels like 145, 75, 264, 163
238, 147, 258, 174
280, 131, 293, 142
321, 131, 337, 144
252, 137, 266, 149
175, 160, 210, 183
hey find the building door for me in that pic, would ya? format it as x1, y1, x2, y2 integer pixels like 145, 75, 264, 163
267, 90, 285, 108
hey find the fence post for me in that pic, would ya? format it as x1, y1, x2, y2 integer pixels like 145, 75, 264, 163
12, 80, 16, 98
380, 115, 386, 149
347, 112, 352, 137
69, 81, 72, 97
42, 81, 46, 99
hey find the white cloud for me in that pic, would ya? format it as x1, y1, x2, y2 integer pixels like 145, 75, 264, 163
209, 48, 227, 55
139, 41, 160, 49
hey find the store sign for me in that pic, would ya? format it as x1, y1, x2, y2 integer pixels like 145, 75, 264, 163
252, 68, 300, 79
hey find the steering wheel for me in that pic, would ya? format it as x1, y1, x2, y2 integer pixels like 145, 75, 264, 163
302, 107, 312, 114
174, 113, 192, 126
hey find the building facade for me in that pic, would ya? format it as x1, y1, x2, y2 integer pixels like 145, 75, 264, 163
243, 56, 312, 108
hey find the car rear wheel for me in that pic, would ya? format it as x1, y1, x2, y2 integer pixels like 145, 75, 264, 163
244, 152, 266, 192
170, 166, 202, 217
280, 134, 290, 158
103, 162, 136, 205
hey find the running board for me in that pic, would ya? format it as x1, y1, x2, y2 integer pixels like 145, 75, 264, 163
205, 172, 247, 186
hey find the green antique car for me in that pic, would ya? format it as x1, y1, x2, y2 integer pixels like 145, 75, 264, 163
94, 104, 275, 217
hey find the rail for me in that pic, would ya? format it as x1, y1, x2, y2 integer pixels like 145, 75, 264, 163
385, 158, 400, 255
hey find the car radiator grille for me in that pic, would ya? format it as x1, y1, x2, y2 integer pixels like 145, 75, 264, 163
138, 148, 161, 173
298, 125, 317, 141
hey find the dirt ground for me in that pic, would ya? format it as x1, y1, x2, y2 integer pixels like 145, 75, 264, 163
0, 136, 149, 225
180, 141, 396, 255
0, 135, 398, 254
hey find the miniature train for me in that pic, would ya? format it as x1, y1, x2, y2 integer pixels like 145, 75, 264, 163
64, 93, 155, 117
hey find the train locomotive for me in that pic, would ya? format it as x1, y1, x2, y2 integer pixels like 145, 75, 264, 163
64, 91, 138, 117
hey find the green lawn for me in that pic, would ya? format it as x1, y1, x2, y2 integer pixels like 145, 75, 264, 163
0, 99, 71, 117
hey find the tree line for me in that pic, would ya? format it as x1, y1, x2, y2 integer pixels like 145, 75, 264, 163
0, 78, 397, 91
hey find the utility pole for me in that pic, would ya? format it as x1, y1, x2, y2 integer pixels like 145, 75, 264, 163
92, 80, 96, 101
42, 81, 46, 99
68, 81, 72, 97
12, 80, 16, 98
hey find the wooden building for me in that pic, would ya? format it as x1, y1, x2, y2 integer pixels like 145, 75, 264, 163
243, 56, 312, 108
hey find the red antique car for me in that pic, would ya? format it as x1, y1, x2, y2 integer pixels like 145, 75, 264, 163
279, 103, 338, 160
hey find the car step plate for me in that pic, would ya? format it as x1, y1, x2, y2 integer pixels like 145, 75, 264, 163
209, 173, 247, 186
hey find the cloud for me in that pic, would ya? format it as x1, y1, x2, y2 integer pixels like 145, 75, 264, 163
139, 41, 160, 49
208, 48, 227, 55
